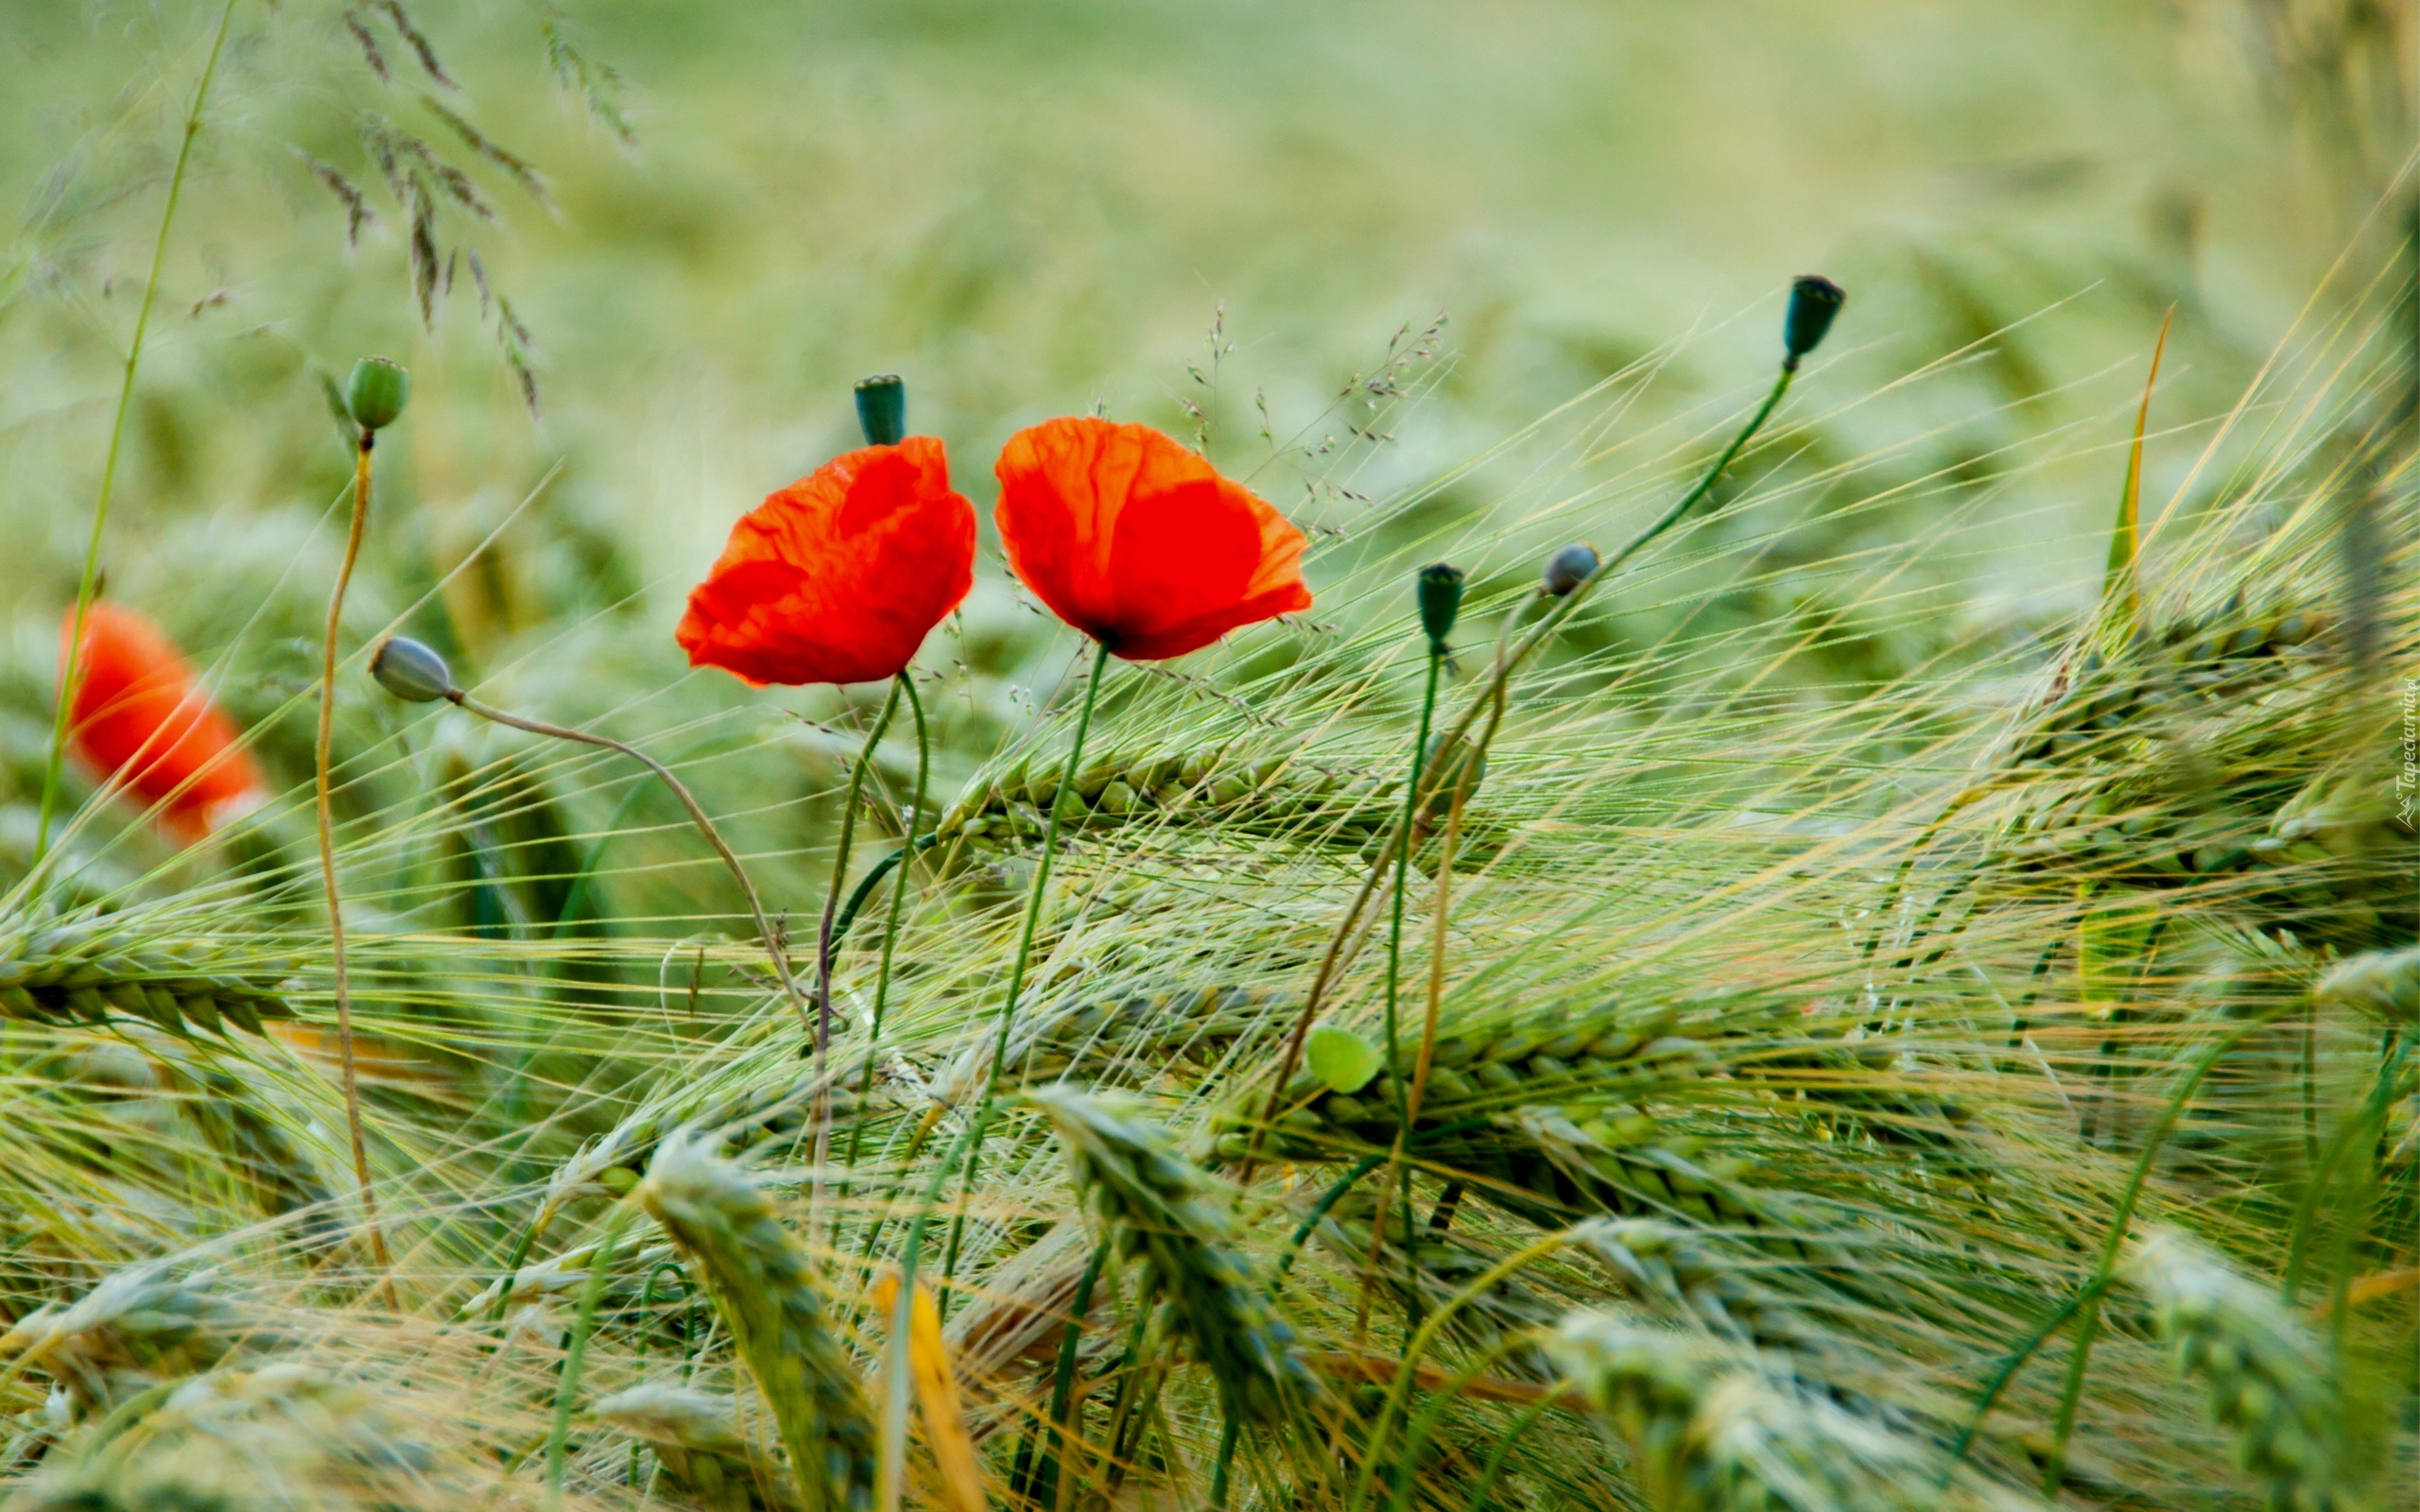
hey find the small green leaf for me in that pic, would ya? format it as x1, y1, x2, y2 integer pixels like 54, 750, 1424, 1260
1306, 1023, 1381, 1094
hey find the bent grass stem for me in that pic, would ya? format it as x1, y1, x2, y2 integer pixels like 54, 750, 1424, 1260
447, 694, 812, 1036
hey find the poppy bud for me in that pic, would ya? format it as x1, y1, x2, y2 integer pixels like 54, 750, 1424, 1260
1415, 562, 1464, 651
370, 636, 455, 702
855, 374, 907, 448
1782, 276, 1846, 369
1544, 542, 1599, 597
344, 357, 411, 434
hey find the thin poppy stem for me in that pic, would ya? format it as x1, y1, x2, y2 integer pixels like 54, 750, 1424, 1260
1253, 360, 1797, 1174
447, 694, 812, 1036
811, 679, 903, 1231
840, 675, 929, 1204
817, 680, 904, 1057
1357, 641, 1442, 1344
37, 0, 237, 865
941, 639, 1113, 1308
318, 431, 392, 1288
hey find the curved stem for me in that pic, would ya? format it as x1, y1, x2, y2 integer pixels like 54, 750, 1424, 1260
941, 640, 1113, 1304
841, 677, 928, 1189
830, 834, 939, 956
1258, 363, 1795, 1176
319, 434, 390, 1283
1274, 1154, 1388, 1290
1939, 1004, 2313, 1489
451, 695, 812, 1036
36, 0, 238, 864
1459, 1388, 1562, 1512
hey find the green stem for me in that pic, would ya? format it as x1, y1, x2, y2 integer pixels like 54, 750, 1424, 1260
940, 639, 1114, 1304
320, 434, 389, 1283
1256, 361, 1796, 1161
1274, 1155, 1387, 1289
817, 680, 903, 1061
1209, 1415, 1242, 1510
37, 0, 238, 864
1459, 1390, 1562, 1512
2036, 1018, 2275, 1497
830, 834, 939, 957
454, 695, 812, 1036
1384, 649, 1442, 1125
547, 1201, 633, 1508
841, 677, 929, 1181
1345, 1231, 1571, 1512
1021, 1240, 1109, 1511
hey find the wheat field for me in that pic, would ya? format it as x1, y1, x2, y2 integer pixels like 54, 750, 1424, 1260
0, 5, 2412, 1512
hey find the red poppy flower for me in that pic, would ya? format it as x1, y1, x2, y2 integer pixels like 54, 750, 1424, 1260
64, 601, 265, 839
992, 418, 1312, 661
677, 438, 978, 686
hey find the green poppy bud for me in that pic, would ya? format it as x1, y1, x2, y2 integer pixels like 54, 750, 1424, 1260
1544, 542, 1599, 597
370, 636, 456, 702
1415, 561, 1464, 650
855, 373, 907, 447
344, 357, 411, 434
1782, 276, 1845, 369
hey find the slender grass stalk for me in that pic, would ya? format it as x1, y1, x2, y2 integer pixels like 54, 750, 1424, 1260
319, 430, 390, 1282
841, 677, 929, 1182
35, 0, 238, 864
546, 1200, 634, 1508
1344, 1230, 1574, 1512
445, 693, 813, 1035
938, 639, 1114, 1304
2028, 1015, 2277, 1494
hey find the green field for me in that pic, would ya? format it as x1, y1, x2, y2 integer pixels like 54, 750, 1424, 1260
0, 5, 2411, 1511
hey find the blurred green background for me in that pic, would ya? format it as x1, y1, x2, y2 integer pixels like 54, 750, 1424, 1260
0, 0, 2405, 918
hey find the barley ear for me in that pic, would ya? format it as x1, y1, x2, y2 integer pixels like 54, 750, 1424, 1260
638, 1129, 878, 1512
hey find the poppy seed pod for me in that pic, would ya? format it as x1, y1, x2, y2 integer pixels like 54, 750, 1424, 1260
370, 636, 456, 703
1544, 542, 1599, 597
344, 357, 410, 434
1783, 276, 1846, 369
1415, 562, 1464, 651
855, 374, 907, 448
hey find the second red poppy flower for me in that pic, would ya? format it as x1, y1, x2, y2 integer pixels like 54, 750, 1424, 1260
993, 417, 1312, 661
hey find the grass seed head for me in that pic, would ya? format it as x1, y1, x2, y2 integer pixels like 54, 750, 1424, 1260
637, 1130, 876, 1512
1027, 1085, 1317, 1420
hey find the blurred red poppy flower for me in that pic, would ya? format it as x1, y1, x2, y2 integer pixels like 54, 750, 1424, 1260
992, 417, 1311, 661
678, 438, 977, 686
64, 601, 264, 839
